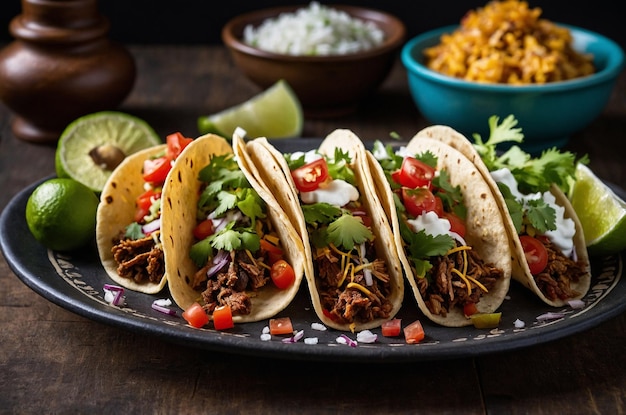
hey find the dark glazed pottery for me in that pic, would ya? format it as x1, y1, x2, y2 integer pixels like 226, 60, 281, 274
0, 0, 136, 144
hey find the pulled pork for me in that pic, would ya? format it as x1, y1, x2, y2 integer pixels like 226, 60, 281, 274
111, 232, 164, 284
534, 239, 587, 301
315, 244, 393, 325
192, 250, 268, 316
418, 242, 503, 317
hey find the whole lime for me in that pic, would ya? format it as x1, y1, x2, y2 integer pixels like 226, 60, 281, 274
25, 178, 100, 251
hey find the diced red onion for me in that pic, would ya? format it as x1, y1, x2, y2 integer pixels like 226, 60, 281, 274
337, 334, 358, 347
536, 312, 565, 322
103, 284, 125, 306
142, 217, 161, 235
151, 300, 176, 315
356, 330, 377, 343
359, 243, 373, 286
207, 250, 230, 277
282, 330, 305, 343
568, 299, 585, 309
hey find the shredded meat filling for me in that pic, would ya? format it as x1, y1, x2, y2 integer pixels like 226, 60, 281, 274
195, 250, 268, 316
534, 239, 587, 301
111, 232, 164, 284
315, 245, 393, 325
418, 242, 503, 317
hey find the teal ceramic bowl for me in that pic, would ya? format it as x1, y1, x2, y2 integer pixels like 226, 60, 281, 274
401, 25, 624, 153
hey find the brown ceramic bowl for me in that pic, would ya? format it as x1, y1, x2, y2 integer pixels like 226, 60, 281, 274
222, 5, 406, 118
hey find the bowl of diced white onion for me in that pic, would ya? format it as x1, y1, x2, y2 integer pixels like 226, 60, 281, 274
222, 2, 406, 118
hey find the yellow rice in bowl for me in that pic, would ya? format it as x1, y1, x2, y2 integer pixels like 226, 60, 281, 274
423, 0, 595, 84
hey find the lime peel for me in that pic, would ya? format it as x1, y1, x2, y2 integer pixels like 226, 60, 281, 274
570, 163, 626, 256
56, 111, 161, 193
197, 79, 303, 139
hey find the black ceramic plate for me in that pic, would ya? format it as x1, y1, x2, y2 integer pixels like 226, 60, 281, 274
2, 139, 625, 363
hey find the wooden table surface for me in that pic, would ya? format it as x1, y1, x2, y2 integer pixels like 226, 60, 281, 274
1, 45, 626, 414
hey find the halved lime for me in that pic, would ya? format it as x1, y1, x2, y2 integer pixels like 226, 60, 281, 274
56, 111, 161, 192
569, 163, 626, 256
198, 80, 303, 139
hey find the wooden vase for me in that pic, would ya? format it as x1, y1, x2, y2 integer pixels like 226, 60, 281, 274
0, 0, 136, 144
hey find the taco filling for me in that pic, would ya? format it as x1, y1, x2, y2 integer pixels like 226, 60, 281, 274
373, 142, 505, 318
490, 167, 588, 301
188, 153, 296, 317
109, 132, 193, 286
286, 148, 394, 325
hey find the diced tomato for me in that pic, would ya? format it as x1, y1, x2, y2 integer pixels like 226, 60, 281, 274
463, 302, 478, 317
402, 187, 438, 218
392, 157, 435, 189
520, 235, 548, 275
443, 211, 466, 238
433, 196, 444, 217
260, 238, 284, 264
193, 219, 215, 240
269, 317, 293, 335
134, 206, 150, 223
291, 158, 329, 192
404, 319, 425, 344
381, 318, 402, 337
212, 304, 234, 330
322, 308, 340, 322
134, 188, 161, 222
136, 188, 160, 210
166, 132, 193, 160
142, 156, 171, 184
270, 259, 296, 290
182, 302, 209, 328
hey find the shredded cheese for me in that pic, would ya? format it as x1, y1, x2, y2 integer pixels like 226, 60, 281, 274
451, 268, 473, 296
264, 234, 280, 245
346, 281, 373, 298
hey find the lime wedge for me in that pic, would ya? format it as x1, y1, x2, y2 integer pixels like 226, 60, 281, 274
198, 80, 303, 139
56, 111, 161, 192
569, 163, 626, 256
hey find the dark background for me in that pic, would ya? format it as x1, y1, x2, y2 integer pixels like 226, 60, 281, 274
1, 1, 625, 49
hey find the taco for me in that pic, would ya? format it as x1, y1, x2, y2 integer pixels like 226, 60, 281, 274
413, 117, 591, 307
161, 133, 305, 323
96, 132, 194, 294
236, 129, 404, 332
368, 136, 512, 327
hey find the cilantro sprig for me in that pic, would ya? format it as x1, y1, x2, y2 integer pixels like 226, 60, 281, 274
472, 114, 586, 234
472, 115, 588, 194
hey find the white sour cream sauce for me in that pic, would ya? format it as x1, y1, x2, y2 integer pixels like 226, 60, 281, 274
407, 211, 452, 237
294, 150, 360, 207
490, 168, 576, 257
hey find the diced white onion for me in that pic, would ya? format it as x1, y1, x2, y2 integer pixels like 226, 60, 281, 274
356, 330, 377, 343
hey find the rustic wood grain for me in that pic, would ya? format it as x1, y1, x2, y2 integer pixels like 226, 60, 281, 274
1, 45, 625, 414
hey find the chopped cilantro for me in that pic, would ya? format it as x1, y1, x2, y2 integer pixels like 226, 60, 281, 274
327, 148, 356, 185
301, 203, 342, 225
399, 219, 455, 277
125, 222, 145, 240
414, 150, 438, 169
525, 198, 557, 232
326, 213, 373, 251
190, 237, 213, 267
432, 170, 466, 220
